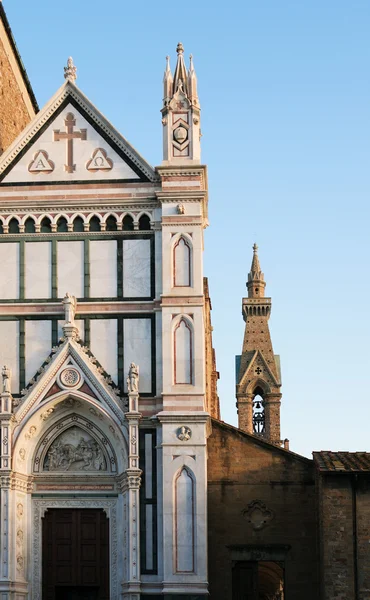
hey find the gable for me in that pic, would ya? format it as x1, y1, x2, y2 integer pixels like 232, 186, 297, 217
0, 83, 156, 185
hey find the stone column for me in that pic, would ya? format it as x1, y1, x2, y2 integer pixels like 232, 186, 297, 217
122, 389, 142, 600
264, 393, 282, 444
236, 393, 254, 434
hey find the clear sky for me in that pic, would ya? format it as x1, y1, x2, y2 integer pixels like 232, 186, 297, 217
5, 0, 370, 457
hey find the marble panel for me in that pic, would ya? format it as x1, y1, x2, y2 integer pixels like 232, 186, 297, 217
0, 321, 19, 393
123, 239, 151, 297
25, 241, 51, 299
90, 240, 117, 298
57, 241, 84, 299
175, 468, 194, 572
90, 319, 118, 383
174, 237, 191, 287
25, 320, 51, 383
0, 242, 19, 299
123, 318, 151, 393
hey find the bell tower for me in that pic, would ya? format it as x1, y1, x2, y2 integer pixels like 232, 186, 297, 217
161, 42, 201, 163
236, 244, 283, 445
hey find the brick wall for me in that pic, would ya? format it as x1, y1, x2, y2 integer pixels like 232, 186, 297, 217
0, 36, 33, 154
208, 419, 320, 600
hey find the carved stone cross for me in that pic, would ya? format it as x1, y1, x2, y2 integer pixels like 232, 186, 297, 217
255, 367, 262, 375
54, 112, 87, 173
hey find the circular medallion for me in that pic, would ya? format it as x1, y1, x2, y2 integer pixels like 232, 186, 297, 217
59, 367, 81, 389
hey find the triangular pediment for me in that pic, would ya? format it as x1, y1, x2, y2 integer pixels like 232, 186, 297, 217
0, 80, 157, 185
14, 336, 126, 426
239, 350, 281, 389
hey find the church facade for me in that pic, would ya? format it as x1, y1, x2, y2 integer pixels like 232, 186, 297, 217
0, 29, 212, 600
0, 6, 370, 600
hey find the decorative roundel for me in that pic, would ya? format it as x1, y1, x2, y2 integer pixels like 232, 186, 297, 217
59, 367, 82, 389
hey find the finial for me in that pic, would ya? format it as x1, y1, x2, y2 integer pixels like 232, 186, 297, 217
176, 42, 184, 55
253, 242, 258, 254
165, 55, 171, 71
64, 57, 77, 82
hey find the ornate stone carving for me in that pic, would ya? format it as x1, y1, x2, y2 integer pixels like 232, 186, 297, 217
62, 292, 77, 325
242, 500, 274, 531
86, 148, 113, 172
19, 448, 26, 461
28, 150, 55, 174
64, 56, 77, 82
177, 203, 185, 214
32, 498, 117, 600
43, 426, 107, 472
40, 407, 54, 421
177, 425, 192, 441
59, 367, 81, 389
127, 362, 139, 393
25, 425, 37, 440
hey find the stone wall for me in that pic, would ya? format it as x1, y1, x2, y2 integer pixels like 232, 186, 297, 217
207, 419, 320, 600
318, 473, 370, 600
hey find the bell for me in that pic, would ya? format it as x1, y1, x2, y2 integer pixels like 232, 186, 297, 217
255, 401, 261, 409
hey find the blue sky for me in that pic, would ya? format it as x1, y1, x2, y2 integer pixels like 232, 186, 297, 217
6, 1, 370, 457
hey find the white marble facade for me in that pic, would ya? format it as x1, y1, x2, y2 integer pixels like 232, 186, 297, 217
0, 46, 209, 600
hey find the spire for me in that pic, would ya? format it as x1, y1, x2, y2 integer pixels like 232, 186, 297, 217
64, 57, 77, 83
173, 42, 188, 95
247, 243, 266, 298
187, 54, 198, 103
163, 55, 173, 104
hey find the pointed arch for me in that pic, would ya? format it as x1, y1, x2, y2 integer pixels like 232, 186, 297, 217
174, 466, 195, 573
24, 216, 36, 233
173, 316, 193, 384
138, 213, 151, 231
122, 213, 134, 231
8, 217, 20, 233
173, 234, 192, 287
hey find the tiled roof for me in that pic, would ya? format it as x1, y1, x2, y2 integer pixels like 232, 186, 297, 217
313, 451, 370, 473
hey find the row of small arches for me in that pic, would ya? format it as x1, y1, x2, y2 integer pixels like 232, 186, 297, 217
246, 305, 270, 316
0, 213, 152, 234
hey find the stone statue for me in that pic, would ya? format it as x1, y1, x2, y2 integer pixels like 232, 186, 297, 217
2, 365, 11, 393
177, 78, 184, 93
127, 362, 139, 393
62, 292, 77, 325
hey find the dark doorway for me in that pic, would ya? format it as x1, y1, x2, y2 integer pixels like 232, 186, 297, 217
42, 509, 109, 600
232, 561, 284, 600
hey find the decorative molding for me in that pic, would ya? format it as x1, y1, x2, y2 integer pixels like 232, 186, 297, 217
242, 500, 274, 531
32, 497, 118, 600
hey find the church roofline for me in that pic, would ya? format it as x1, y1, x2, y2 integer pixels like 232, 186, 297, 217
0, 78, 158, 183
211, 418, 313, 465
0, 1, 39, 113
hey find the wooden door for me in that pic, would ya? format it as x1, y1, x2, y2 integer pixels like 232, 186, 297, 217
42, 509, 109, 600
232, 561, 258, 600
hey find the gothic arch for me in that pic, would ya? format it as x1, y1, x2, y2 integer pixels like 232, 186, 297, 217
174, 466, 195, 573
32, 413, 118, 474
173, 315, 194, 385
246, 378, 271, 396
172, 233, 192, 287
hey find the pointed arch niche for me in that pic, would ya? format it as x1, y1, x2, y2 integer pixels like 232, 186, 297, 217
174, 467, 195, 573
173, 317, 193, 385
173, 235, 192, 287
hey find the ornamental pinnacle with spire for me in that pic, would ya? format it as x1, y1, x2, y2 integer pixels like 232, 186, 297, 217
236, 244, 283, 446
64, 57, 77, 83
161, 42, 201, 163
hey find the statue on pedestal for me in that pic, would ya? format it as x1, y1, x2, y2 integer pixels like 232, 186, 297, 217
2, 365, 11, 393
62, 292, 77, 325
127, 363, 139, 393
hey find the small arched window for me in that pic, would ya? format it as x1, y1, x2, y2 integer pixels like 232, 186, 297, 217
253, 387, 265, 435
122, 215, 134, 231
105, 215, 117, 231
40, 217, 51, 233
138, 214, 151, 230
73, 216, 84, 232
8, 218, 19, 234
0, 221, 3, 234
89, 216, 101, 232
57, 217, 68, 232
174, 318, 193, 384
24, 217, 35, 233
173, 236, 191, 287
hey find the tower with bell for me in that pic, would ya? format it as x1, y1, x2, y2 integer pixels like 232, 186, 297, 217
161, 42, 201, 163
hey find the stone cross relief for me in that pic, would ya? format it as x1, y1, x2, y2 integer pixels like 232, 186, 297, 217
53, 112, 87, 173
62, 292, 77, 325
127, 362, 139, 393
